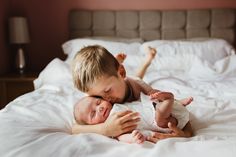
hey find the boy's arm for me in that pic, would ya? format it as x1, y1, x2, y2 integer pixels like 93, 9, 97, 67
72, 110, 140, 137
134, 78, 160, 95
72, 123, 105, 135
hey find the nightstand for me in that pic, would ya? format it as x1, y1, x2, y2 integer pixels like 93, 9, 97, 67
0, 73, 38, 109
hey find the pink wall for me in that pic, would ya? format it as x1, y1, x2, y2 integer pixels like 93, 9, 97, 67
1, 0, 236, 73
75, 0, 236, 10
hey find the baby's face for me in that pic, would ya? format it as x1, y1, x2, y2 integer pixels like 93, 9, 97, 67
75, 97, 113, 125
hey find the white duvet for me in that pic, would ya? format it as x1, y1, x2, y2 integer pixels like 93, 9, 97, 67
1, 39, 236, 157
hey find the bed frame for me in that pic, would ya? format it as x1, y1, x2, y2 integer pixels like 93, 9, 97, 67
68, 9, 236, 45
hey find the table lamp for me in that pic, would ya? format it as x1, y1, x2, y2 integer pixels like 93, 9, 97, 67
9, 17, 30, 74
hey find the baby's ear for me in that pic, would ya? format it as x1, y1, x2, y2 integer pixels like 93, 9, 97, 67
118, 64, 126, 78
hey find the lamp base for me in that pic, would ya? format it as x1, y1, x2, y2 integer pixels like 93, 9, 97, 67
16, 47, 26, 74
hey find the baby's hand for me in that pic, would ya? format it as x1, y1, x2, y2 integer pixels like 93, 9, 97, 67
131, 130, 146, 144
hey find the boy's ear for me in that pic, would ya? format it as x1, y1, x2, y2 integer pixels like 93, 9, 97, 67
118, 64, 126, 78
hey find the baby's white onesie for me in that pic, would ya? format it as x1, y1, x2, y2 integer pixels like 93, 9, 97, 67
109, 93, 189, 135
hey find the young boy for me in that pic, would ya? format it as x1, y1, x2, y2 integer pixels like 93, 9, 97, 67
71, 45, 193, 140
74, 93, 192, 144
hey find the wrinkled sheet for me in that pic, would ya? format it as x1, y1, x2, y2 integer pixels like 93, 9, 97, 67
1, 53, 236, 157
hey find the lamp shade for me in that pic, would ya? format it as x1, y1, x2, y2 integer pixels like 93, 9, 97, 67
9, 17, 30, 44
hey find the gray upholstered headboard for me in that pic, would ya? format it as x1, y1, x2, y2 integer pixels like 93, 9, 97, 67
68, 9, 236, 44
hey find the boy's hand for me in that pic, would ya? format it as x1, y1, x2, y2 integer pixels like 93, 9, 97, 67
146, 122, 191, 143
103, 110, 140, 137
150, 91, 174, 102
131, 130, 146, 144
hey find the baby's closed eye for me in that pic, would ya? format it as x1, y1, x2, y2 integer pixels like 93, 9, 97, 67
91, 111, 96, 118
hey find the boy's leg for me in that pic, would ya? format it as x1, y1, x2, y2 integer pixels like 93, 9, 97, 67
136, 47, 157, 79
116, 53, 126, 64
145, 47, 157, 66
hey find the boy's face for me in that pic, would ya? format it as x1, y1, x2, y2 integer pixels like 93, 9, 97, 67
75, 97, 112, 125
87, 71, 127, 104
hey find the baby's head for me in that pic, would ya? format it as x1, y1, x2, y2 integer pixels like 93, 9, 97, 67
72, 45, 127, 103
74, 96, 113, 125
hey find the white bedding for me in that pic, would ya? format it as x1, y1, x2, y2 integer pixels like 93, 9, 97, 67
1, 39, 236, 157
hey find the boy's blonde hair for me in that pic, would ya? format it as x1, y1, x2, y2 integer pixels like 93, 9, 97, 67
72, 45, 120, 92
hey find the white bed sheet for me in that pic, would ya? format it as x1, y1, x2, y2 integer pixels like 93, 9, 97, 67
1, 42, 236, 157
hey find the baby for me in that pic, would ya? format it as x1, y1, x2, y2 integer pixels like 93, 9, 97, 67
74, 93, 192, 144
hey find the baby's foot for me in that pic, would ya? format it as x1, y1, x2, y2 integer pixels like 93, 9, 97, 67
131, 130, 146, 144
180, 97, 193, 106
145, 46, 157, 65
116, 53, 127, 64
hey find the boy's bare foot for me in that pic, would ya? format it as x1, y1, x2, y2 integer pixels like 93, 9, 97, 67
116, 53, 127, 64
145, 46, 157, 65
180, 97, 193, 106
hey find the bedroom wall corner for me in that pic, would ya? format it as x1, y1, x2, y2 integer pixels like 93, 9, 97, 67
0, 0, 11, 75
8, 0, 68, 72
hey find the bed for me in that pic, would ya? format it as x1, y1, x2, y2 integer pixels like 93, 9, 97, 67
1, 9, 236, 157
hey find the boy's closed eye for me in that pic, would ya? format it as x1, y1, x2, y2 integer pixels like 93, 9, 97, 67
104, 88, 111, 93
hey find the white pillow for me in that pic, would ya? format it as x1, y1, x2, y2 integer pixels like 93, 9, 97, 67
34, 58, 73, 89
143, 53, 202, 74
140, 39, 235, 64
62, 38, 142, 63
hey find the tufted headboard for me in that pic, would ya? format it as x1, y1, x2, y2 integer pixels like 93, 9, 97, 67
68, 9, 236, 44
